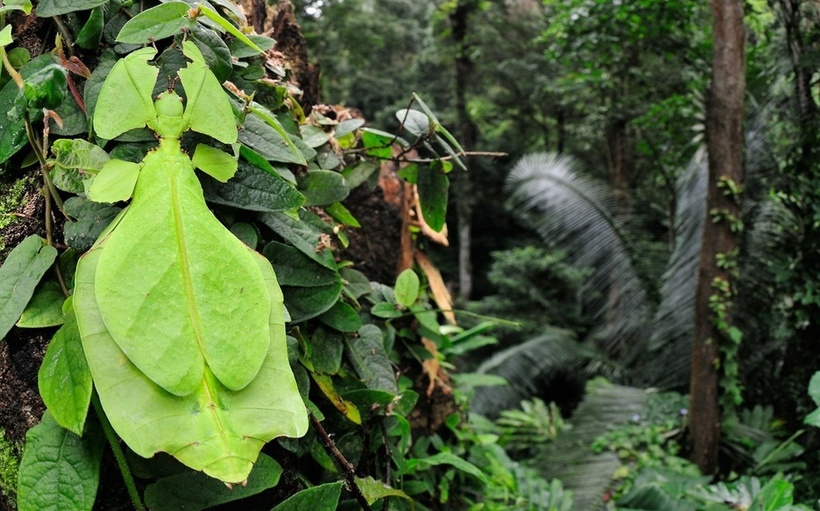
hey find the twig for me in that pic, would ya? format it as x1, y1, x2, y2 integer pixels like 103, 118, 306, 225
309, 411, 372, 511
93, 393, 146, 511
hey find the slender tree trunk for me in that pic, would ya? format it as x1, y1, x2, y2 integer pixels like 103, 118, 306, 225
450, 0, 479, 301
690, 0, 745, 474
556, 109, 565, 154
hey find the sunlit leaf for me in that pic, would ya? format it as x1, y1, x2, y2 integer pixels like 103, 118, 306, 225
116, 2, 195, 44
93, 47, 158, 140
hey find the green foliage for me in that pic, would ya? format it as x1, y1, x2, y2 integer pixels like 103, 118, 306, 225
0, 431, 19, 503
0, 235, 57, 340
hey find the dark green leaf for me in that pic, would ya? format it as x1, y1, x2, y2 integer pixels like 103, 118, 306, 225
271, 481, 343, 511
50, 139, 110, 193
229, 222, 258, 248
318, 301, 362, 333
283, 282, 343, 323
300, 124, 330, 148
62, 197, 121, 253
116, 2, 195, 44
227, 35, 276, 58
0, 55, 57, 163
144, 454, 282, 511
309, 327, 344, 374
325, 202, 360, 228
262, 242, 341, 287
187, 25, 232, 83
17, 280, 64, 328
417, 162, 449, 232
259, 211, 336, 270
38, 313, 92, 436
17, 412, 103, 511
23, 64, 67, 110
0, 235, 57, 341
340, 268, 371, 299
394, 269, 420, 308
370, 302, 403, 319
50, 91, 87, 136
75, 6, 104, 49
83, 49, 118, 131
201, 160, 304, 212
342, 390, 395, 418
341, 160, 378, 189
35, 0, 107, 17
346, 325, 397, 393
239, 111, 306, 165
298, 170, 350, 207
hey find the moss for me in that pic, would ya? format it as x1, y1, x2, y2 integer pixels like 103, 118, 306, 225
0, 176, 32, 254
0, 430, 20, 502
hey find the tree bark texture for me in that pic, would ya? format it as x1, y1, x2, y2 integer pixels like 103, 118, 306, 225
450, 0, 479, 301
690, 0, 745, 474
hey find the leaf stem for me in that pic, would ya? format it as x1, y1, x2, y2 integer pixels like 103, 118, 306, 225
309, 411, 372, 511
93, 392, 146, 511
0, 47, 23, 88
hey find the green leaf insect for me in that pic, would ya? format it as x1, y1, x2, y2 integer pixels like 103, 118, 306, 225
75, 41, 307, 483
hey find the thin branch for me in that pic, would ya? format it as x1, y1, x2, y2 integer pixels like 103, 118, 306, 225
309, 412, 372, 511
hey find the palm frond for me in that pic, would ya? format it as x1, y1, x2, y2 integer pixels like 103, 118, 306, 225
505, 152, 649, 361
640, 148, 708, 388
470, 328, 589, 417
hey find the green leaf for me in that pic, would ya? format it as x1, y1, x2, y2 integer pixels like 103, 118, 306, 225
202, 160, 305, 212
192, 144, 237, 182
17, 280, 64, 328
116, 2, 195, 44
239, 110, 307, 165
50, 138, 111, 194
93, 47, 158, 140
144, 454, 282, 511
22, 63, 66, 110
394, 269, 420, 307
318, 301, 363, 333
396, 108, 430, 137
62, 197, 122, 253
0, 0, 32, 15
227, 34, 276, 58
325, 202, 361, 228
336, 118, 365, 139
197, 4, 263, 54
229, 222, 258, 248
370, 302, 403, 319
75, 247, 307, 483
0, 235, 57, 341
82, 49, 117, 130
340, 268, 372, 299
35, 0, 106, 17
259, 211, 337, 270
0, 25, 11, 46
87, 159, 140, 203
75, 6, 104, 49
187, 25, 232, 83
282, 282, 344, 323
178, 41, 237, 144
355, 475, 413, 506
749, 475, 794, 511
89, 141, 271, 395
38, 312, 92, 436
298, 170, 350, 207
263, 242, 341, 288
346, 325, 398, 393
808, 372, 820, 407
300, 124, 330, 148
309, 327, 343, 374
341, 160, 379, 189
362, 129, 393, 159
16, 412, 103, 511
271, 481, 343, 511
406, 452, 488, 483
417, 162, 449, 232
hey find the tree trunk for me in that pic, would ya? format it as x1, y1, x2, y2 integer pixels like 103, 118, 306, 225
450, 0, 479, 301
690, 0, 745, 474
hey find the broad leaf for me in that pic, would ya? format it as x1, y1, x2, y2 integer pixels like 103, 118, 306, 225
355, 476, 412, 505
346, 325, 398, 393
259, 211, 337, 270
282, 282, 344, 323
75, 247, 307, 483
318, 301, 362, 333
93, 47, 158, 140
116, 2, 195, 44
50, 138, 111, 194
62, 197, 122, 253
17, 412, 103, 511
417, 162, 449, 233
394, 269, 420, 307
202, 160, 304, 212
298, 170, 350, 207
91, 140, 271, 395
37, 312, 92, 436
35, 0, 107, 17
144, 454, 282, 511
263, 242, 341, 288
271, 481, 343, 511
192, 144, 237, 182
0, 235, 57, 341
309, 327, 344, 374
239, 111, 307, 165
17, 280, 64, 328
87, 159, 140, 203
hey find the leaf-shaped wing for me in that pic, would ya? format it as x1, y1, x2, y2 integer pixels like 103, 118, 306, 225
178, 41, 237, 144
93, 47, 158, 140
75, 247, 307, 484
92, 140, 269, 396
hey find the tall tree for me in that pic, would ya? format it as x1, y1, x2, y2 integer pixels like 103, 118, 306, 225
690, 0, 745, 473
